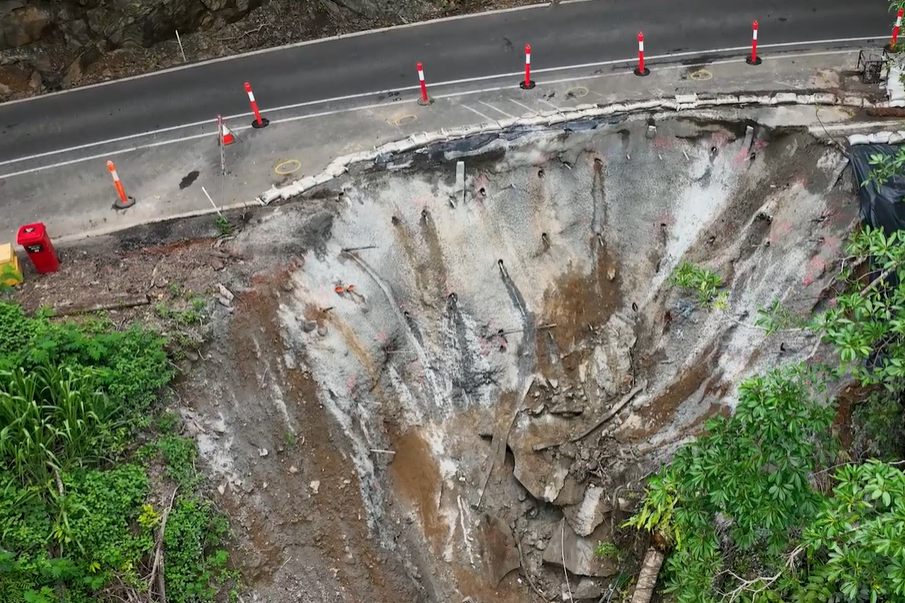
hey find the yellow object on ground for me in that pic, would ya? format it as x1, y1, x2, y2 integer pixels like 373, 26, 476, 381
0, 243, 22, 286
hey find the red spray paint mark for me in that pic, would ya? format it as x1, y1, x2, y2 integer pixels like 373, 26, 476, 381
821, 235, 842, 254
770, 220, 793, 245
711, 131, 731, 147
803, 256, 827, 286
346, 375, 356, 396
652, 136, 673, 149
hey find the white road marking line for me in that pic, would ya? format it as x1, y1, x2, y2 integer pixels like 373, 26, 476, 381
460, 104, 495, 121
433, 48, 858, 98
0, 45, 868, 169
508, 99, 540, 114
478, 100, 516, 118
0, 3, 553, 107
0, 99, 416, 180
538, 99, 560, 110
0, 48, 862, 179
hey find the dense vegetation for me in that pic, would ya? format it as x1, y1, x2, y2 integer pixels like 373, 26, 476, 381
628, 221, 905, 603
0, 302, 234, 603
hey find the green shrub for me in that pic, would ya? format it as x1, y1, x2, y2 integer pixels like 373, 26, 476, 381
164, 496, 232, 603
0, 301, 234, 603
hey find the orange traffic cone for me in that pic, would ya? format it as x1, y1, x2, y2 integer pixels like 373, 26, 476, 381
220, 122, 236, 145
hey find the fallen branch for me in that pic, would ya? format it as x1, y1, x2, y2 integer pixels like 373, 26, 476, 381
630, 546, 665, 603
561, 519, 573, 603
149, 487, 179, 603
718, 545, 803, 603
859, 259, 905, 298
511, 526, 552, 602
51, 294, 150, 317
218, 24, 265, 42
533, 381, 647, 452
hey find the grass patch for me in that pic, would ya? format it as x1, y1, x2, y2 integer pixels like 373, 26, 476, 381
0, 300, 235, 603
670, 260, 727, 308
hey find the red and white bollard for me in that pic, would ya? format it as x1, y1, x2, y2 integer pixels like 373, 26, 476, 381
747, 20, 762, 65
892, 8, 904, 48
520, 43, 535, 89
108, 160, 135, 210
244, 81, 269, 129
634, 31, 649, 76
416, 62, 432, 105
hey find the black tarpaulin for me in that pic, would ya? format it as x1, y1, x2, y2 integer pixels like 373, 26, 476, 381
849, 143, 905, 234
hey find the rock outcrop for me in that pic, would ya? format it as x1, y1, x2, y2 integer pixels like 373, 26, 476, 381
0, 0, 264, 51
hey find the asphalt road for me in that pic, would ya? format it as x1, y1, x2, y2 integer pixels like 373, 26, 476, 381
0, 0, 888, 163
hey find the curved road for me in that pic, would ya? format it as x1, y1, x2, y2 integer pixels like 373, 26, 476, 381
0, 0, 888, 163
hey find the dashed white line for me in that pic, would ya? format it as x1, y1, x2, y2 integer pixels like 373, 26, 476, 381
459, 104, 495, 122
478, 100, 516, 118
0, 3, 553, 108
0, 43, 874, 170
508, 99, 540, 114
0, 48, 863, 180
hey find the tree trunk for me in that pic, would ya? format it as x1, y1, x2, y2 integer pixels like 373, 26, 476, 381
631, 546, 665, 603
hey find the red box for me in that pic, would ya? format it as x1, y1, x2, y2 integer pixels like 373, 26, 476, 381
16, 222, 59, 274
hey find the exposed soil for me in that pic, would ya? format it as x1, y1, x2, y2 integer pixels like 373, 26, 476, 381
2, 114, 872, 603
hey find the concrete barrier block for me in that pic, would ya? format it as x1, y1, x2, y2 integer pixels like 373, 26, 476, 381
393, 137, 419, 153
889, 132, 905, 144
281, 183, 305, 200
561, 111, 586, 122
655, 102, 675, 112
713, 94, 741, 105
813, 93, 838, 105
259, 185, 281, 205
774, 93, 798, 105
891, 100, 905, 108
312, 173, 334, 187
574, 103, 596, 112
868, 132, 894, 143
326, 163, 348, 178
631, 99, 664, 111
675, 93, 698, 106
497, 117, 519, 129
848, 134, 871, 145
842, 96, 864, 108
298, 176, 317, 191
738, 94, 760, 105
794, 94, 817, 105
410, 133, 432, 146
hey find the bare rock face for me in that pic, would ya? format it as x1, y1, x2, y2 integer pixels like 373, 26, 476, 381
542, 521, 619, 578
0, 0, 264, 51
0, 3, 52, 49
327, 0, 429, 20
